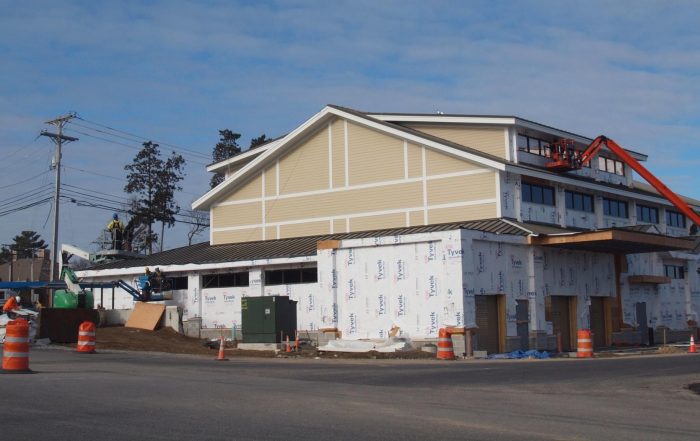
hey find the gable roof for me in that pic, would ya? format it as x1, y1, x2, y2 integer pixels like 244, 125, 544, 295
192, 105, 510, 211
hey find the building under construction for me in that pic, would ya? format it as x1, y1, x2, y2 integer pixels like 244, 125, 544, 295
76, 105, 700, 353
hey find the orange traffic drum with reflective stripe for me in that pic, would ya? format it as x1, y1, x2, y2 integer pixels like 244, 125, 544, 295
2, 318, 30, 373
77, 321, 96, 354
436, 328, 455, 360
577, 329, 593, 358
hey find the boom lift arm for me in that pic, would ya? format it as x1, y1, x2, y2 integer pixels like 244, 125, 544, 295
546, 135, 700, 227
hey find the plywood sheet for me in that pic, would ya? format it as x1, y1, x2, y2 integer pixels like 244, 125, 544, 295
125, 302, 165, 331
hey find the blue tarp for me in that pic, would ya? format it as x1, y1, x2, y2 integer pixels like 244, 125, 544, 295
488, 349, 550, 359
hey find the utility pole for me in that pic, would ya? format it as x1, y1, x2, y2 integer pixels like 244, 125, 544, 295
41, 113, 78, 283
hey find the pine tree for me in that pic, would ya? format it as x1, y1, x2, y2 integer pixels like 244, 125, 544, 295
210, 130, 242, 188
124, 141, 185, 254
0, 231, 48, 262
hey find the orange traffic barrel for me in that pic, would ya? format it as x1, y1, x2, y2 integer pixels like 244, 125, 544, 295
436, 328, 455, 360
76, 321, 96, 354
577, 329, 593, 358
2, 318, 31, 373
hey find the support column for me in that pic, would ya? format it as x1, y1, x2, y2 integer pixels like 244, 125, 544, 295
527, 246, 547, 349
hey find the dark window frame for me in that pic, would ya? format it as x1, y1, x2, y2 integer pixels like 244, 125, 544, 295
603, 197, 628, 219
202, 272, 249, 288
664, 264, 685, 279
264, 267, 318, 286
598, 156, 625, 176
565, 190, 594, 213
666, 210, 686, 228
522, 182, 555, 206
636, 204, 659, 224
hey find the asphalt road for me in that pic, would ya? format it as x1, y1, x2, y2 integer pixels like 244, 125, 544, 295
1, 348, 699, 441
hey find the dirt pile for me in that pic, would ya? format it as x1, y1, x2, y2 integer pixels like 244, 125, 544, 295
87, 326, 435, 359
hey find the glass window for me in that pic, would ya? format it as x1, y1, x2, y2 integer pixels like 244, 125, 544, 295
615, 161, 625, 176
636, 204, 658, 224
565, 190, 594, 212
664, 265, 686, 279
517, 135, 528, 150
603, 198, 628, 218
523, 182, 555, 206
264, 267, 318, 286
666, 210, 686, 228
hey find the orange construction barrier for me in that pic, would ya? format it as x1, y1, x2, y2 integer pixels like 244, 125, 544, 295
2, 318, 31, 373
577, 329, 593, 358
689, 335, 697, 354
436, 328, 455, 360
285, 335, 291, 353
76, 321, 96, 353
294, 330, 300, 352
216, 336, 228, 361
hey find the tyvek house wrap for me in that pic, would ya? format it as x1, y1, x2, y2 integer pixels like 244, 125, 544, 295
328, 231, 465, 340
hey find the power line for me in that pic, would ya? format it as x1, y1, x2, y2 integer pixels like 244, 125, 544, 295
73, 116, 212, 160
0, 183, 53, 205
63, 127, 210, 167
0, 197, 53, 217
0, 170, 51, 189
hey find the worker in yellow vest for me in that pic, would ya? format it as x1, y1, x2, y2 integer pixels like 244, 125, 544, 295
107, 213, 125, 250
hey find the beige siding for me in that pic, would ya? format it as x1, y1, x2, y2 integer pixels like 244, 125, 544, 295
222, 174, 262, 202
428, 203, 497, 224
331, 119, 345, 188
333, 219, 347, 234
212, 228, 262, 245
348, 122, 404, 185
427, 173, 496, 206
406, 143, 423, 178
409, 210, 424, 226
407, 124, 506, 159
350, 213, 405, 232
265, 182, 422, 223
265, 226, 277, 240
278, 127, 328, 194
211, 201, 262, 228
425, 149, 481, 176
279, 221, 330, 239
264, 165, 276, 196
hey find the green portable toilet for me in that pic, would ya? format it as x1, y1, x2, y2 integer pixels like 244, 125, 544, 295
241, 296, 297, 343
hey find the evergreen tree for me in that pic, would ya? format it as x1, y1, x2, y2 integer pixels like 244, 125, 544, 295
249, 134, 270, 149
210, 130, 241, 188
124, 141, 185, 254
0, 231, 48, 262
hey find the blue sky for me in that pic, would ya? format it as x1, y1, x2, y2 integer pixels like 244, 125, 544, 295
1, 0, 699, 254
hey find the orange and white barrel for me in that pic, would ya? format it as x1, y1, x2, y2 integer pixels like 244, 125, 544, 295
2, 318, 30, 373
76, 321, 96, 354
577, 329, 593, 358
436, 328, 455, 360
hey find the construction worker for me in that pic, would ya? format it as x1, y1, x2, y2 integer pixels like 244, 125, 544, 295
141, 267, 152, 301
3, 295, 21, 319
107, 213, 125, 250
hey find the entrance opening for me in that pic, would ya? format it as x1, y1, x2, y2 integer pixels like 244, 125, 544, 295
475, 294, 505, 354
548, 295, 577, 352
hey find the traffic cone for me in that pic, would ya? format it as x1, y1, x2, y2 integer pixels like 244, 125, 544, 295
690, 335, 697, 354
217, 337, 228, 361
285, 335, 291, 353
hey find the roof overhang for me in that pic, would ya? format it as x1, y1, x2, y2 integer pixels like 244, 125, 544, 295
369, 113, 647, 161
528, 229, 696, 254
206, 139, 282, 173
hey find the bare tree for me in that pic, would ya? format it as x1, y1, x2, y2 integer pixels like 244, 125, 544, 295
187, 210, 210, 245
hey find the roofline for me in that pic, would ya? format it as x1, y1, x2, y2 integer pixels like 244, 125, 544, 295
368, 112, 647, 161
193, 105, 510, 210
206, 138, 283, 173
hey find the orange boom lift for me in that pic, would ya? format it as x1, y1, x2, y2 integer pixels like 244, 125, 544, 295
546, 135, 700, 227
